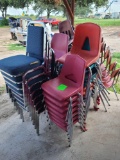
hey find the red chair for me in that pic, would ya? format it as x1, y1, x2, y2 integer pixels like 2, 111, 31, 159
103, 68, 120, 100
100, 41, 106, 64
58, 22, 101, 67
41, 54, 86, 146
102, 61, 117, 82
100, 48, 111, 72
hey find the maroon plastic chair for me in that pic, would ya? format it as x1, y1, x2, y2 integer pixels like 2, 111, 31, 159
22, 65, 48, 135
103, 68, 120, 100
51, 33, 69, 60
58, 20, 74, 50
41, 54, 86, 146
51, 33, 69, 77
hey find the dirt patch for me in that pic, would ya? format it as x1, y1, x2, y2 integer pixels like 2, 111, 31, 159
101, 27, 120, 52
0, 93, 16, 123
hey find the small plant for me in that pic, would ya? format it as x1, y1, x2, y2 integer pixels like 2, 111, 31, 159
0, 85, 6, 95
112, 52, 120, 69
0, 18, 9, 26
109, 52, 120, 94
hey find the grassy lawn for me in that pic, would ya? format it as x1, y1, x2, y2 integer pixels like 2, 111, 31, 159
74, 18, 120, 27
108, 52, 120, 94
52, 16, 120, 27
8, 43, 26, 51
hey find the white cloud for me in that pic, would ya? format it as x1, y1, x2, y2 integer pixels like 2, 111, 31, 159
0, 6, 36, 16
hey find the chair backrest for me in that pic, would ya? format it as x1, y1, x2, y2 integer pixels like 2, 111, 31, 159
109, 62, 117, 73
26, 23, 45, 62
106, 54, 112, 69
100, 42, 106, 64
70, 22, 101, 57
58, 20, 74, 40
111, 68, 120, 85
104, 47, 110, 61
60, 54, 86, 88
51, 33, 69, 59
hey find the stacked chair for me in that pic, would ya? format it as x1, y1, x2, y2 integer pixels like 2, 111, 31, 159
57, 22, 102, 113
15, 18, 32, 46
50, 33, 69, 77
0, 21, 50, 134
42, 54, 86, 146
92, 43, 120, 112
99, 46, 120, 100
41, 23, 104, 145
58, 20, 74, 51
1, 19, 120, 146
9, 17, 20, 40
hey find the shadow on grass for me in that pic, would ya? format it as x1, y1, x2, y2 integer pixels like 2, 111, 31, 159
0, 85, 6, 95
8, 43, 26, 51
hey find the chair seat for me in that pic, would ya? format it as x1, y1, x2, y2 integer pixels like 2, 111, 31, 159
103, 79, 113, 88
0, 55, 41, 75
57, 53, 71, 64
42, 76, 82, 101
54, 49, 67, 60
58, 52, 99, 67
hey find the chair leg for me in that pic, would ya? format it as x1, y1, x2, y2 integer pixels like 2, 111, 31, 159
92, 82, 99, 110
98, 79, 110, 94
6, 84, 9, 93
112, 85, 119, 101
66, 97, 73, 147
20, 108, 24, 122
99, 92, 107, 112
36, 113, 40, 136
101, 86, 110, 101
101, 89, 110, 106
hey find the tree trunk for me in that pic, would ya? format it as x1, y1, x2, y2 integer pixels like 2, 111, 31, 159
47, 9, 50, 18
5, 8, 7, 18
2, 11, 4, 18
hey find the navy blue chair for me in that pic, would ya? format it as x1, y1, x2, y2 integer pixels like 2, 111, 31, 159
0, 21, 48, 121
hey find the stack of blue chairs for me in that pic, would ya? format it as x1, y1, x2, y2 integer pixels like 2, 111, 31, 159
0, 21, 49, 134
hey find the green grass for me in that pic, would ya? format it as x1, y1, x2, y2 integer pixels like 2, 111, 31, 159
0, 25, 9, 28
8, 43, 26, 51
108, 52, 120, 93
112, 52, 120, 69
0, 85, 6, 95
74, 18, 120, 27
6, 15, 120, 27
55, 17, 120, 27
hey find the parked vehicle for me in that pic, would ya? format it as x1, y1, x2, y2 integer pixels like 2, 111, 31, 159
47, 18, 61, 27
36, 17, 61, 26
94, 13, 105, 19
104, 14, 111, 19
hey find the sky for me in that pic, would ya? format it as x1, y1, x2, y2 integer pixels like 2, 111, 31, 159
0, 5, 36, 17
97, 0, 120, 13
0, 0, 120, 16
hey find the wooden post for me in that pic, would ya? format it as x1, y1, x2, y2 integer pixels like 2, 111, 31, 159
62, 0, 74, 26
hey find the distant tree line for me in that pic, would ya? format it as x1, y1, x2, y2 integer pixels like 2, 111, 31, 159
0, 0, 108, 18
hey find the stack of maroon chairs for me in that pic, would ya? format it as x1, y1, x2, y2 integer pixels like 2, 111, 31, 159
42, 54, 86, 146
